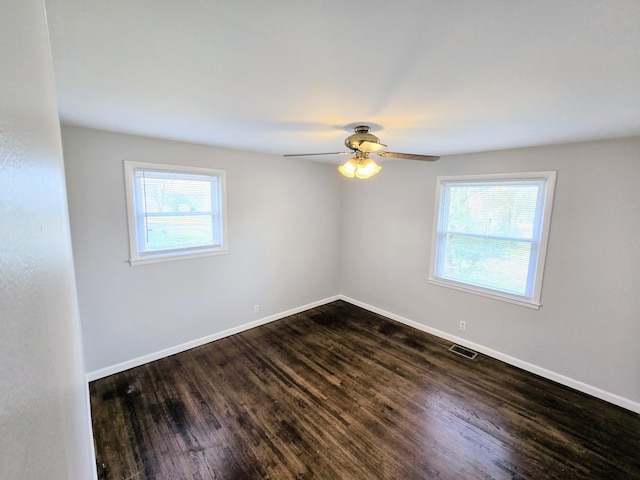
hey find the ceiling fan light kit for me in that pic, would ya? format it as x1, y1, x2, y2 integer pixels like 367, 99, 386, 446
338, 155, 382, 179
284, 125, 440, 180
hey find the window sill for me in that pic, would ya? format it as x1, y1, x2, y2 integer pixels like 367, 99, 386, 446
427, 278, 541, 310
129, 249, 229, 266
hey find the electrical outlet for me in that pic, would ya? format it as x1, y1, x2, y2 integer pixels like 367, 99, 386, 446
253, 305, 260, 314
459, 321, 467, 331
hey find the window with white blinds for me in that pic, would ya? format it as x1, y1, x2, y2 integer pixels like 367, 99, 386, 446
124, 161, 228, 265
429, 171, 556, 308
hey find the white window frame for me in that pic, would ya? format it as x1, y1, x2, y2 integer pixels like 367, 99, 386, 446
124, 161, 228, 266
428, 171, 556, 309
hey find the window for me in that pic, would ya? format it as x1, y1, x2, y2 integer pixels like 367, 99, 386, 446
429, 171, 556, 308
124, 161, 228, 265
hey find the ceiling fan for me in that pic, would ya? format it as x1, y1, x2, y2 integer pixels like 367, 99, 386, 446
284, 125, 440, 179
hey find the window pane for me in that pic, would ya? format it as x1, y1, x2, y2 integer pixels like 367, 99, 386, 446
134, 170, 221, 253
143, 215, 215, 251
430, 172, 555, 306
137, 175, 212, 214
439, 234, 532, 296
125, 161, 227, 264
445, 182, 541, 240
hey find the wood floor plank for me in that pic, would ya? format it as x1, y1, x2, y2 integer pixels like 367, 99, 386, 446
90, 301, 640, 479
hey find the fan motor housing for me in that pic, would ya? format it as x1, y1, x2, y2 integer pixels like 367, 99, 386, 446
345, 125, 380, 150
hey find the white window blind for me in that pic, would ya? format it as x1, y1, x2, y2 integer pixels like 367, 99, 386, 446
124, 161, 227, 265
429, 172, 556, 308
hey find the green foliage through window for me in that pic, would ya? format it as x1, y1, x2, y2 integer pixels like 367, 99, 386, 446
430, 172, 556, 306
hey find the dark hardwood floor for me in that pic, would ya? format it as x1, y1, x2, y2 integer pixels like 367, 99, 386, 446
90, 301, 640, 479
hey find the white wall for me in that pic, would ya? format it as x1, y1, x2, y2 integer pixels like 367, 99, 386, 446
341, 136, 640, 409
0, 1, 95, 479
62, 126, 342, 374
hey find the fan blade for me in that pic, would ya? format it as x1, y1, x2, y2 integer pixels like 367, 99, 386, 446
376, 151, 440, 161
283, 151, 351, 157
358, 140, 387, 153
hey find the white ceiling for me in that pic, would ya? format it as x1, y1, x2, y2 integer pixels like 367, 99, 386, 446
45, 0, 640, 161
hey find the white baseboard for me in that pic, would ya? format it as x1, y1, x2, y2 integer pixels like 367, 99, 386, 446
84, 382, 99, 480
85, 293, 640, 414
339, 295, 640, 414
86, 295, 340, 382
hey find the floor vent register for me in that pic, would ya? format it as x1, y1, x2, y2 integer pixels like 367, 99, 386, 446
449, 344, 478, 360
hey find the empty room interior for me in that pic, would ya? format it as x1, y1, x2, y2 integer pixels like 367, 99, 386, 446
2, 1, 640, 479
